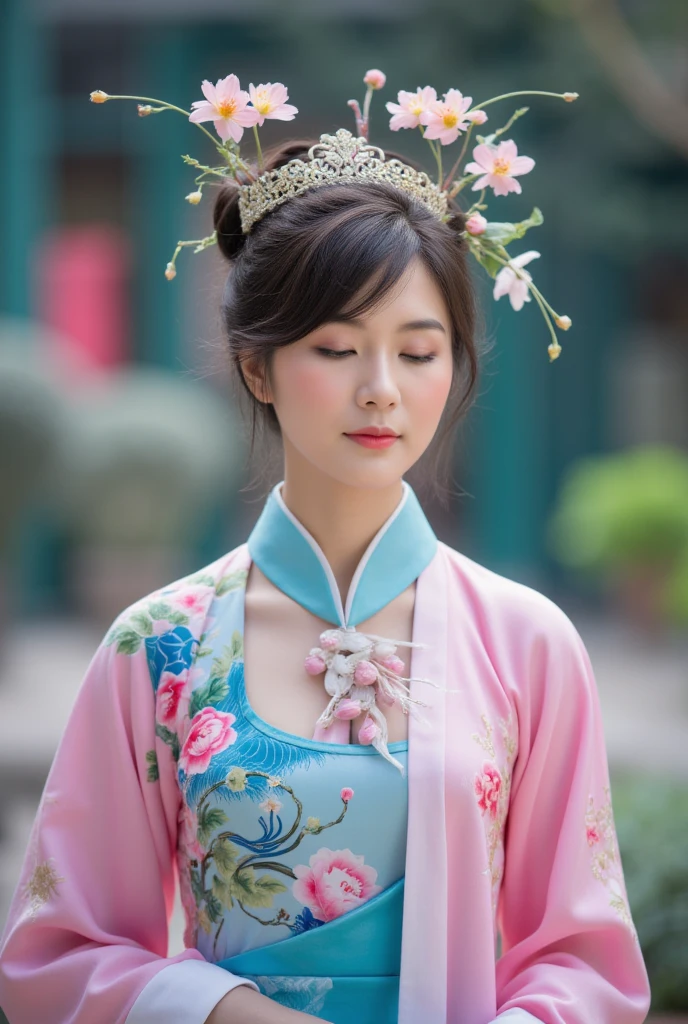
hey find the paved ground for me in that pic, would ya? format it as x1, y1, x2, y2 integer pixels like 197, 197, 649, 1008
0, 611, 686, 958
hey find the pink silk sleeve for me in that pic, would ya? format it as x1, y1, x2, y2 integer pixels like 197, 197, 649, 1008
0, 617, 258, 1023
490, 608, 652, 1024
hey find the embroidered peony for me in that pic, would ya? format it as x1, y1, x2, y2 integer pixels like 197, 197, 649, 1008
292, 848, 381, 922
464, 139, 535, 197
474, 762, 502, 819
178, 707, 238, 776
156, 671, 190, 731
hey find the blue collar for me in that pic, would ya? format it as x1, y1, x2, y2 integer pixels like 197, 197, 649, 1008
246, 480, 438, 628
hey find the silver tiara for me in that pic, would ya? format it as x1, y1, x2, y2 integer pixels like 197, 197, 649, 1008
237, 128, 450, 234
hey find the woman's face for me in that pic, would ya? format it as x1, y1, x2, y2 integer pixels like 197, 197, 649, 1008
248, 254, 455, 492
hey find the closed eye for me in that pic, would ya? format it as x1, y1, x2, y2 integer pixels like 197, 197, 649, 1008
316, 348, 436, 364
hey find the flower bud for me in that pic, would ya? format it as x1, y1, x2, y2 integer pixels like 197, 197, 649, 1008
358, 716, 379, 745
554, 314, 572, 330
380, 654, 405, 675
467, 109, 488, 124
354, 660, 378, 685
563, 92, 579, 102
90, 90, 109, 103
334, 698, 363, 720
137, 104, 153, 116
548, 342, 562, 361
164, 262, 176, 281
304, 654, 327, 676
185, 190, 202, 205
340, 787, 354, 803
364, 69, 386, 90
465, 213, 488, 236
305, 816, 321, 831
320, 630, 341, 650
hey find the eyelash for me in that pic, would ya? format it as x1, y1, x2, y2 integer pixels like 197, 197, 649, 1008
316, 348, 436, 364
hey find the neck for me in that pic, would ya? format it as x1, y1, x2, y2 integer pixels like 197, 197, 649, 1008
280, 468, 404, 605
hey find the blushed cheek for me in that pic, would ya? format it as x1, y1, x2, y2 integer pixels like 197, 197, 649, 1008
412, 373, 452, 430
277, 360, 345, 427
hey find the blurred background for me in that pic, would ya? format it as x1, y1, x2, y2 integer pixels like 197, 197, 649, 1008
0, 0, 687, 1019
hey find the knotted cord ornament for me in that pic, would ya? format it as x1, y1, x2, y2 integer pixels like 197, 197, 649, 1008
304, 625, 440, 773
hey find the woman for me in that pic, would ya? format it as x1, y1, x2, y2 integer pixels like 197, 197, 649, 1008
0, 73, 650, 1024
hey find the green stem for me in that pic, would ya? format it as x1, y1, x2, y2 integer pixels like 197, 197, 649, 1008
487, 248, 560, 349
100, 93, 222, 151
468, 89, 575, 111
442, 121, 475, 191
252, 124, 264, 172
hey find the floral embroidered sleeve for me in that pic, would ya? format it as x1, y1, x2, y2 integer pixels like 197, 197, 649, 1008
487, 605, 651, 1024
0, 602, 258, 1024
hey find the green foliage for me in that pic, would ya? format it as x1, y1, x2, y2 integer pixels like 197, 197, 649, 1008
197, 806, 229, 847
154, 722, 180, 762
546, 446, 688, 622
145, 749, 159, 782
612, 772, 688, 1011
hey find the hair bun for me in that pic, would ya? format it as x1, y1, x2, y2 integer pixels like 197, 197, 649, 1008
213, 180, 246, 261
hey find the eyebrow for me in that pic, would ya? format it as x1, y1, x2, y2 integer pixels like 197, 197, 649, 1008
324, 315, 447, 334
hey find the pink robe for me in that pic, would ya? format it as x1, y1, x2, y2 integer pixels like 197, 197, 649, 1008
0, 540, 651, 1023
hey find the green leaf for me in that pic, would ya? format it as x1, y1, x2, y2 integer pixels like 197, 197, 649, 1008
155, 722, 180, 761
212, 837, 240, 877
130, 611, 154, 637
482, 221, 517, 245
197, 806, 229, 846
166, 610, 190, 626
473, 250, 503, 278
204, 891, 224, 923
188, 674, 229, 718
216, 570, 248, 597
211, 872, 234, 909
230, 630, 243, 660
232, 869, 288, 909
186, 572, 216, 587
145, 749, 159, 782
195, 646, 213, 659
148, 600, 174, 620
189, 866, 205, 903
113, 627, 143, 655
210, 645, 234, 682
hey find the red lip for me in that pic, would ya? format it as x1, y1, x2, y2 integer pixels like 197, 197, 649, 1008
345, 427, 400, 437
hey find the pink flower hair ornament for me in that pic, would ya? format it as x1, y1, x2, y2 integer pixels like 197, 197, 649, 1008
89, 72, 579, 361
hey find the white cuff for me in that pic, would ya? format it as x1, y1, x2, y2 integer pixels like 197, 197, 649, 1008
125, 959, 259, 1024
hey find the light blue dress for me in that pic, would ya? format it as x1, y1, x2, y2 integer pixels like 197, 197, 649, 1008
165, 479, 437, 1022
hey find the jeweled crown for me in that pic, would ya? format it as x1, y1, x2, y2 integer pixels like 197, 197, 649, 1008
89, 68, 579, 360
237, 128, 450, 234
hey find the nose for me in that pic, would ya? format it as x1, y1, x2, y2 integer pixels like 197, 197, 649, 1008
356, 352, 401, 409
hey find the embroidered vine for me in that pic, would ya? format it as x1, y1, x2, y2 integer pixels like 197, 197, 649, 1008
585, 786, 638, 942
184, 768, 358, 958
472, 710, 517, 916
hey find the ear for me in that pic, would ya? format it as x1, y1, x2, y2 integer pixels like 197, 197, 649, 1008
240, 354, 273, 405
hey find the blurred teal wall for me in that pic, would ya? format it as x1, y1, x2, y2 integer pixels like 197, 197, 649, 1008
2, 0, 684, 612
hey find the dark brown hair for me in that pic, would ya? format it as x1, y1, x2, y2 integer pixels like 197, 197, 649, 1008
212, 137, 489, 505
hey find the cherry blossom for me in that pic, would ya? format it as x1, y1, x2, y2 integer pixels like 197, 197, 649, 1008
464, 139, 535, 197
493, 251, 541, 311
386, 86, 438, 131
247, 82, 298, 126
189, 74, 261, 143
419, 89, 487, 145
